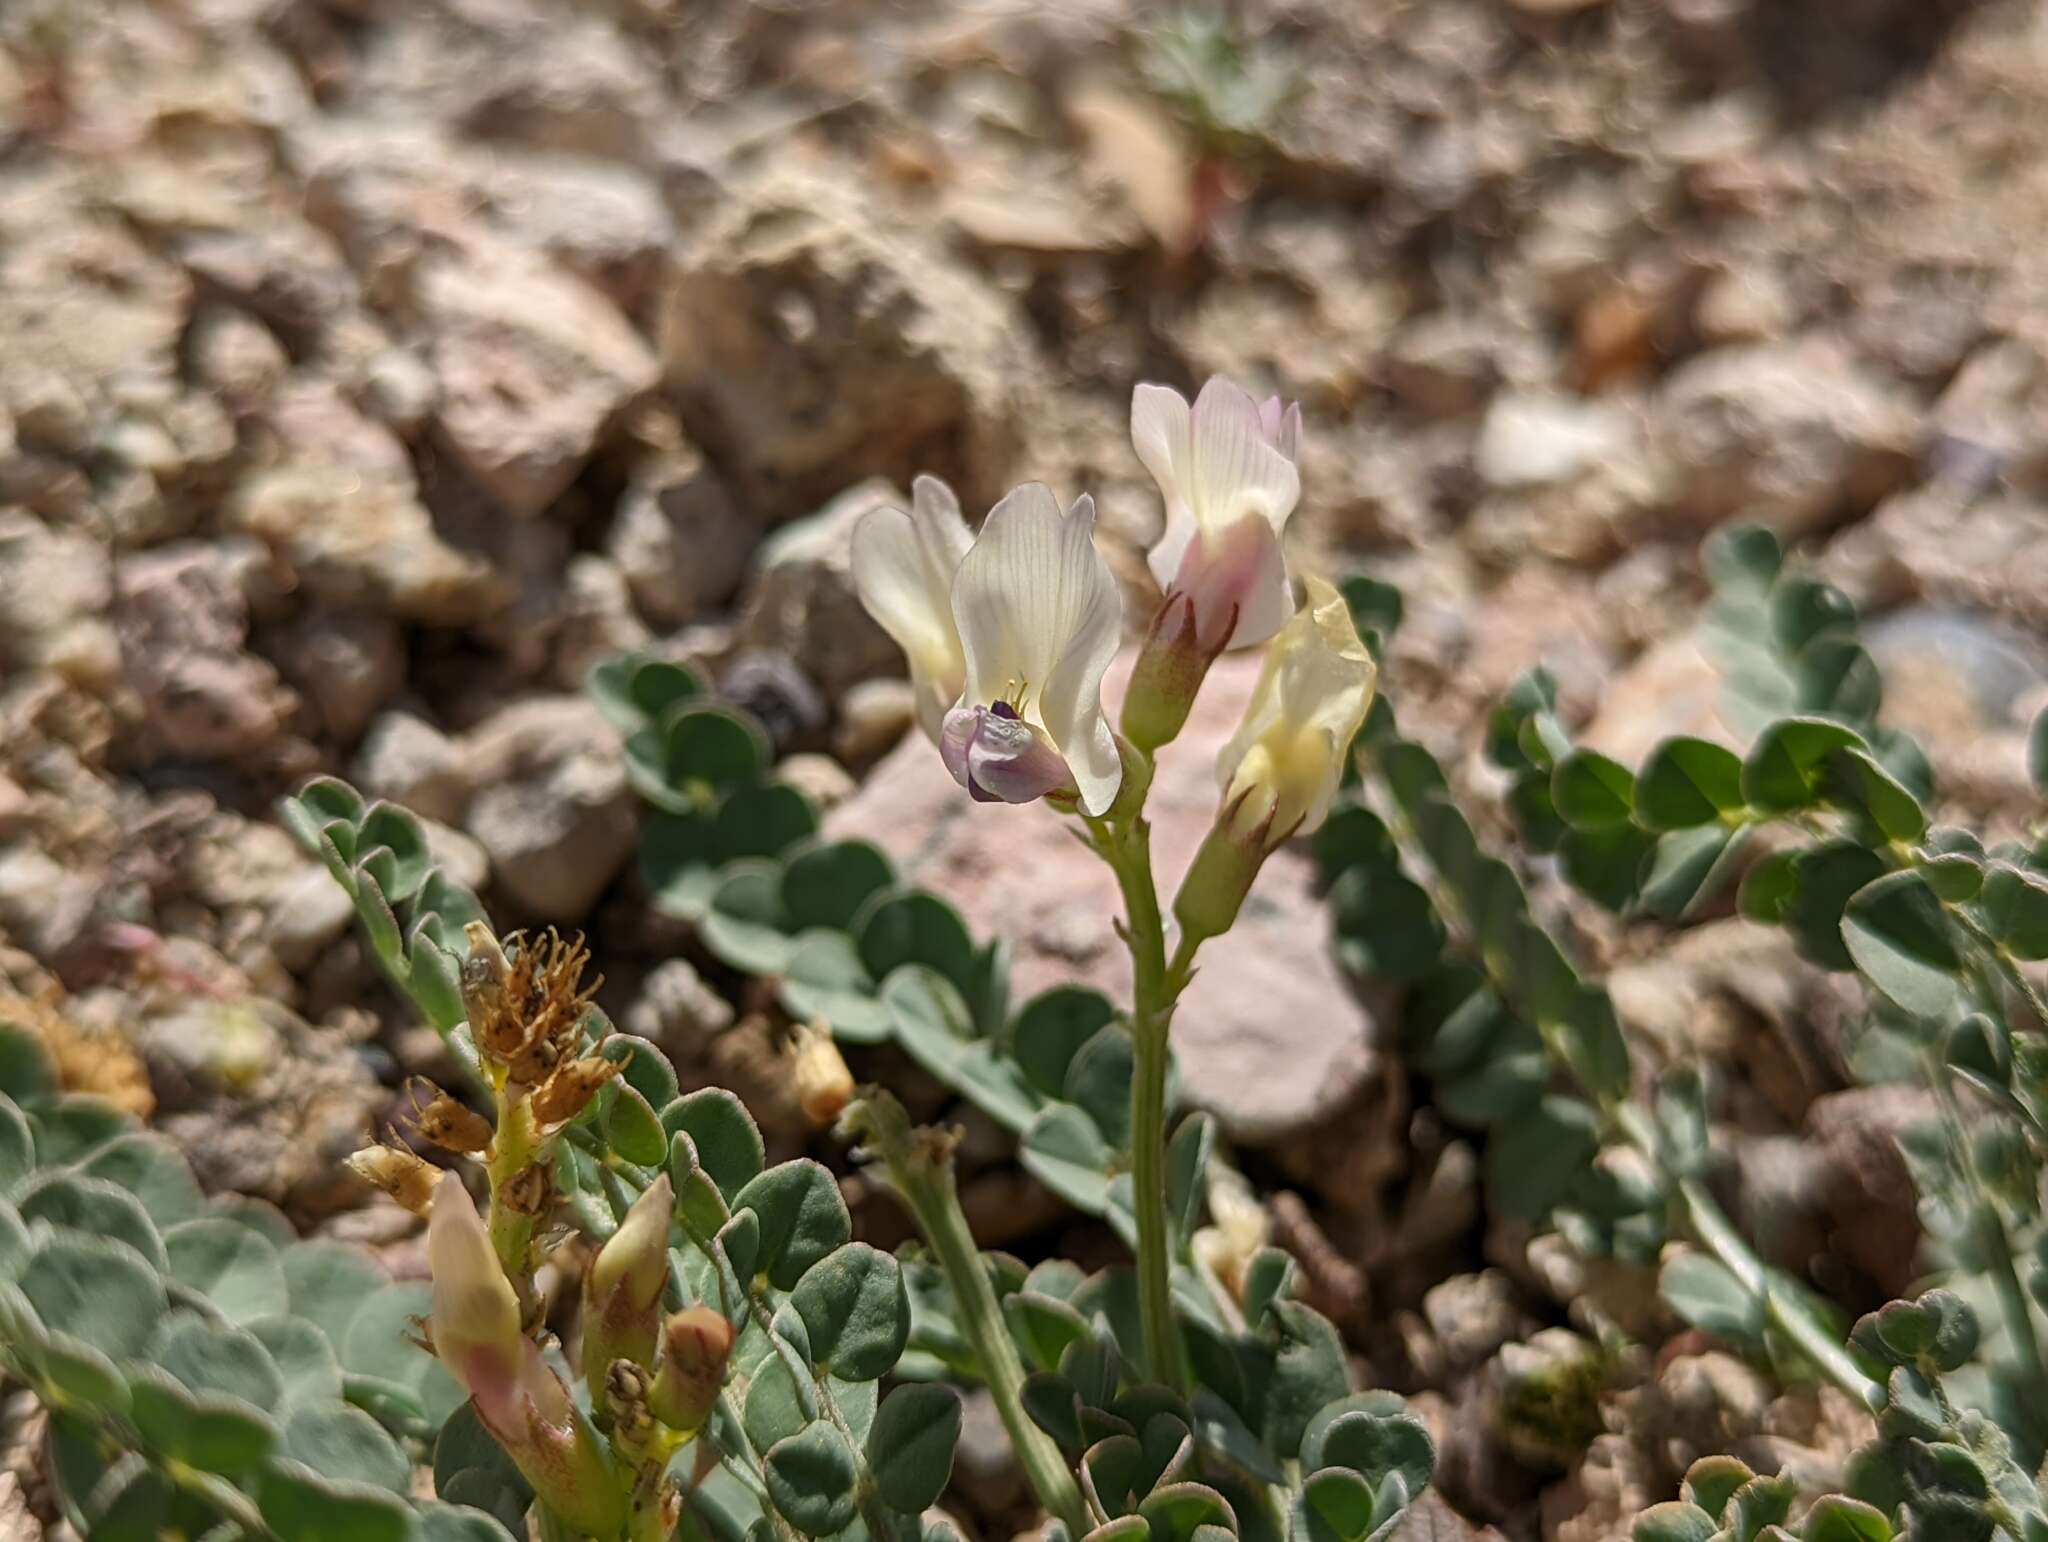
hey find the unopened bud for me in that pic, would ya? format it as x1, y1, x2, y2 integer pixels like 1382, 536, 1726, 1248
792, 1021, 854, 1128
1172, 789, 1271, 947
1122, 592, 1229, 753
530, 1052, 621, 1127
650, 1305, 735, 1434
584, 1176, 673, 1416
406, 1078, 494, 1155
347, 1141, 437, 1215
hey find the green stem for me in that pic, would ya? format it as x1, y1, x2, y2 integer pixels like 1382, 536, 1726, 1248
1925, 1049, 2048, 1439
855, 1094, 1089, 1538
1365, 744, 1890, 1411
1091, 813, 1192, 1392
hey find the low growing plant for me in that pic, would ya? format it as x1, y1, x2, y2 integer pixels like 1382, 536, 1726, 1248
5, 377, 2037, 1542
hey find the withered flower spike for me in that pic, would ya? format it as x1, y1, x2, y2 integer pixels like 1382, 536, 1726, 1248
405, 1077, 495, 1155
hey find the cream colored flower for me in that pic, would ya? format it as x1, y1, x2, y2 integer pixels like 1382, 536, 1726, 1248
428, 1174, 624, 1535
939, 484, 1123, 815
1216, 576, 1375, 846
850, 475, 974, 743
1132, 377, 1303, 652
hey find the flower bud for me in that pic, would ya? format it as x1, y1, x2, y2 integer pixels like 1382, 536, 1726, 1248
1121, 592, 1229, 753
583, 1175, 673, 1416
346, 1141, 437, 1215
650, 1305, 735, 1435
428, 1174, 625, 1537
1177, 577, 1374, 944
792, 1021, 854, 1128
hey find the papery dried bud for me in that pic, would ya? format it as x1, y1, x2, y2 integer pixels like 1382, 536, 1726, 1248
792, 1021, 854, 1128
650, 1305, 735, 1434
406, 1078, 494, 1155
499, 1162, 553, 1217
347, 1141, 437, 1215
530, 1052, 621, 1128
605, 1359, 655, 1446
461, 922, 516, 1058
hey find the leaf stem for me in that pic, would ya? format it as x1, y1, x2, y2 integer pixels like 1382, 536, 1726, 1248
852, 1092, 1089, 1537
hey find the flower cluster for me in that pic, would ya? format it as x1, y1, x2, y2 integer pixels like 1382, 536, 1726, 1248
852, 373, 1371, 902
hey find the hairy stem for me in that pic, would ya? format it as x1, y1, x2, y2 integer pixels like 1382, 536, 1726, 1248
856, 1092, 1089, 1537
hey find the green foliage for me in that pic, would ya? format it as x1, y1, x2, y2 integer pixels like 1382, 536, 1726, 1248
588, 653, 1166, 1225
1135, 7, 1303, 158
0, 1027, 500, 1542
1324, 529, 2048, 1489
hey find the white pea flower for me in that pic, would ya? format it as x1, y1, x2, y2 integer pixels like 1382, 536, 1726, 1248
940, 484, 1124, 815
850, 474, 973, 743
1131, 376, 1303, 652
1215, 575, 1374, 847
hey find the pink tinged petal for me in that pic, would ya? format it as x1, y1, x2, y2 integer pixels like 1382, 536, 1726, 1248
1257, 396, 1303, 462
970, 707, 1079, 804
1170, 515, 1291, 652
1146, 509, 1196, 596
427, 1174, 522, 1398
1188, 377, 1301, 535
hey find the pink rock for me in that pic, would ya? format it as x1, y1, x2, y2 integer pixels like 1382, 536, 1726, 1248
828, 648, 1381, 1144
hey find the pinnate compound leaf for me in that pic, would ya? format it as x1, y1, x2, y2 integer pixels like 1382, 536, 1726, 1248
1659, 1251, 1763, 1342
1551, 750, 1636, 831
1741, 718, 1866, 814
733, 1160, 851, 1291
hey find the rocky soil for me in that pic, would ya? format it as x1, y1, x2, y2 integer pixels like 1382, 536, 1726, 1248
3, 0, 2047, 1537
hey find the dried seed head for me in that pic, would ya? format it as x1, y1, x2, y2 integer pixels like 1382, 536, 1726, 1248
499, 1162, 553, 1217
792, 1019, 854, 1128
347, 1140, 438, 1215
467, 927, 603, 1082
406, 1078, 495, 1155
530, 1052, 622, 1128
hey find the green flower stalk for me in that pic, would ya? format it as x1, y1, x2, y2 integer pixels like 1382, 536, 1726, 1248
428, 1174, 627, 1539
